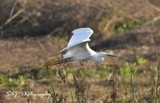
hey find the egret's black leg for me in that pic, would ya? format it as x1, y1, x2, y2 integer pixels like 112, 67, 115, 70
45, 58, 73, 67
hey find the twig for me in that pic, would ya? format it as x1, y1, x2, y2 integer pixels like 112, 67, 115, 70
110, 76, 117, 103
130, 68, 138, 103
151, 29, 159, 103
45, 65, 58, 103
145, 15, 160, 26
127, 53, 138, 103
0, 26, 4, 37
143, 1, 160, 26
63, 68, 75, 103
20, 14, 33, 24
147, 0, 160, 12
1, 8, 24, 29
10, 0, 19, 17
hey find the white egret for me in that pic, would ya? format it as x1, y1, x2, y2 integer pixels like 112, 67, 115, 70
46, 27, 117, 66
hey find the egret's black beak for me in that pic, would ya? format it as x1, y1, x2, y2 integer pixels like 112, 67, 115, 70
107, 54, 117, 58
104, 53, 117, 58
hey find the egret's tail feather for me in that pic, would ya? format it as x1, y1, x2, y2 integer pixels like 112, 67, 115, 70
45, 58, 73, 67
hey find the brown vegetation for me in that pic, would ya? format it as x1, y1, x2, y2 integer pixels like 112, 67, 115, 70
0, 0, 160, 103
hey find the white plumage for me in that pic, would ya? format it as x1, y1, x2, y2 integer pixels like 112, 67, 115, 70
60, 27, 116, 63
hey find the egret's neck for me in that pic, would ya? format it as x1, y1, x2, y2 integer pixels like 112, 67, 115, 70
86, 44, 96, 55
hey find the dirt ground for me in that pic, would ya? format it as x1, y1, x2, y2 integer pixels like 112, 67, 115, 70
0, 0, 160, 103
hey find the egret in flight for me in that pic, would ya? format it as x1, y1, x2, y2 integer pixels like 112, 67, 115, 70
46, 27, 117, 66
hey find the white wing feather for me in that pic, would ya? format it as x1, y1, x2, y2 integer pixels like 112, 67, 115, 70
68, 27, 93, 48
60, 27, 93, 53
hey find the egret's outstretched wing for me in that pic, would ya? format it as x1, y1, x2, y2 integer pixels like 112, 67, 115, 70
60, 27, 93, 53
68, 27, 93, 48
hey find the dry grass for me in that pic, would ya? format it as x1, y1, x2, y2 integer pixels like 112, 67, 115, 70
0, 0, 160, 103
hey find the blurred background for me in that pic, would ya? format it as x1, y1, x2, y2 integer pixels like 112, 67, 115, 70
0, 0, 159, 103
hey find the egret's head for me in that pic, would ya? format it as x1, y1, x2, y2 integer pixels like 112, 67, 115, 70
94, 52, 117, 62
93, 52, 106, 62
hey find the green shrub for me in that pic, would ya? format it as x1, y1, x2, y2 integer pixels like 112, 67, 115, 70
0, 74, 25, 88
110, 18, 142, 33
136, 56, 148, 65
120, 62, 137, 78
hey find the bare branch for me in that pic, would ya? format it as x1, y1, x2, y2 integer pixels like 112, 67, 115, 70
145, 15, 160, 26
10, 0, 19, 17
1, 8, 24, 29
147, 0, 160, 12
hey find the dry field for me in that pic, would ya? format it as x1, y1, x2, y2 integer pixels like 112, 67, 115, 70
0, 0, 160, 103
